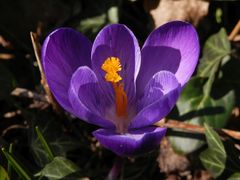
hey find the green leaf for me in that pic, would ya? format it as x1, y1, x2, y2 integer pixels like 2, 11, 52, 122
107, 6, 119, 23
7, 144, 13, 177
77, 3, 119, 39
36, 156, 80, 180
30, 116, 81, 167
200, 123, 227, 178
35, 126, 55, 161
78, 14, 106, 35
203, 59, 221, 95
1, 148, 32, 180
169, 77, 234, 154
215, 8, 223, 24
0, 64, 15, 100
198, 28, 230, 78
169, 135, 205, 155
0, 165, 10, 180
203, 123, 225, 151
228, 173, 240, 180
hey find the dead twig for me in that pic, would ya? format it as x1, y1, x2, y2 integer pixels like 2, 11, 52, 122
1, 124, 29, 137
3, 110, 22, 118
30, 32, 62, 113
229, 19, 240, 41
11, 87, 48, 102
0, 53, 15, 60
155, 119, 240, 140
0, 35, 13, 49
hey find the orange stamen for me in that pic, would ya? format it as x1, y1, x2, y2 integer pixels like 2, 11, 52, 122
101, 57, 128, 117
113, 83, 128, 117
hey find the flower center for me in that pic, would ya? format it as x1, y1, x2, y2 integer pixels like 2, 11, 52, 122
101, 57, 128, 117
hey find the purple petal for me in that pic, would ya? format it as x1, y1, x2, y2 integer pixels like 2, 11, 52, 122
69, 66, 114, 128
93, 126, 166, 156
130, 71, 180, 129
42, 28, 92, 114
91, 24, 141, 105
137, 21, 199, 94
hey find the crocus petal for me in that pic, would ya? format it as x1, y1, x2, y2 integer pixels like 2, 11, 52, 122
42, 28, 92, 114
69, 66, 114, 128
130, 71, 180, 129
93, 126, 166, 156
137, 21, 199, 94
91, 24, 141, 105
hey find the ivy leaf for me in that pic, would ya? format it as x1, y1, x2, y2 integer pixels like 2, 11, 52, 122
1, 148, 32, 180
200, 123, 227, 178
198, 28, 230, 78
228, 173, 240, 180
170, 28, 234, 154
35, 126, 55, 161
35, 156, 80, 180
28, 112, 80, 167
0, 165, 10, 180
30, 127, 81, 167
169, 77, 234, 154
107, 6, 119, 23
78, 14, 106, 35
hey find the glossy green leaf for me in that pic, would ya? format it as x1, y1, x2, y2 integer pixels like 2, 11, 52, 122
35, 126, 55, 161
30, 116, 81, 167
215, 8, 222, 23
77, 2, 119, 39
78, 14, 106, 35
0, 166, 10, 180
200, 123, 227, 178
228, 173, 240, 180
1, 148, 32, 180
107, 6, 119, 23
169, 77, 234, 154
198, 28, 230, 78
7, 144, 13, 177
36, 156, 80, 180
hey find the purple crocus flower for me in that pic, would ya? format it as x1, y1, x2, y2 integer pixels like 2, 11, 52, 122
42, 21, 199, 156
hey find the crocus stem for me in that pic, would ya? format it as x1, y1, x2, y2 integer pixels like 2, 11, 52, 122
107, 157, 124, 180
155, 119, 240, 140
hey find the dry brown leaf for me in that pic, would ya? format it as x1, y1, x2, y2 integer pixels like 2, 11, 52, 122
157, 138, 190, 173
144, 0, 210, 28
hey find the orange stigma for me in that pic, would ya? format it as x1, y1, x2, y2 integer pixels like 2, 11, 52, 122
101, 57, 128, 117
